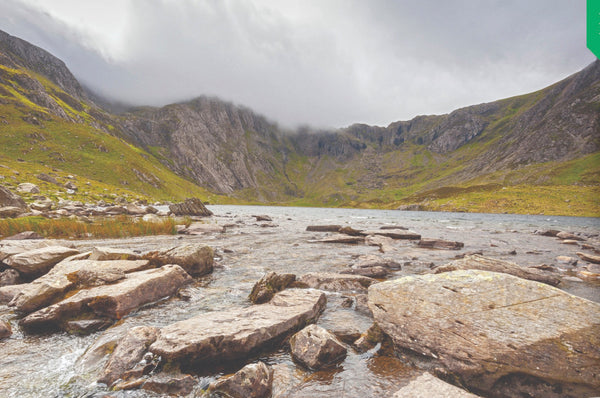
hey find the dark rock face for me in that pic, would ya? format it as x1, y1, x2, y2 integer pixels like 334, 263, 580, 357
168, 198, 213, 216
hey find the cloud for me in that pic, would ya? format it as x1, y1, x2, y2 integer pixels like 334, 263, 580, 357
0, 0, 595, 128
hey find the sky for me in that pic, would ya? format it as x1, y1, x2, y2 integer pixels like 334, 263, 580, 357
0, 0, 595, 128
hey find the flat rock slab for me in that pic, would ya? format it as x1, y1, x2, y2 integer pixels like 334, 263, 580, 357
297, 272, 377, 292
89, 247, 141, 261
369, 270, 600, 397
577, 251, 600, 264
434, 254, 561, 286
309, 234, 365, 244
418, 238, 464, 250
306, 225, 342, 232
21, 264, 191, 331
393, 372, 481, 397
4, 245, 79, 276
0, 240, 57, 261
362, 229, 421, 240
149, 289, 326, 364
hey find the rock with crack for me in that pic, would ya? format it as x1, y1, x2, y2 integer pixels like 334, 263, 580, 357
296, 272, 377, 293
248, 271, 296, 304
368, 270, 600, 397
209, 361, 273, 398
149, 289, 326, 365
4, 245, 80, 277
169, 197, 212, 216
433, 254, 561, 286
289, 324, 347, 369
20, 264, 191, 332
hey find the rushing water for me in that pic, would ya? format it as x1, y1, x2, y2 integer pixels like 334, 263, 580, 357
1, 206, 599, 397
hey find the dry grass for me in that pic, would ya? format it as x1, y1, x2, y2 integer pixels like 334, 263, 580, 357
0, 215, 189, 239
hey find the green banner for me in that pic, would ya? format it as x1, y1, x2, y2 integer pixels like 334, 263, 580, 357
589, 0, 600, 58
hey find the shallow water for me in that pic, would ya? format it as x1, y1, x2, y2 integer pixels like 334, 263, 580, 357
1, 206, 598, 397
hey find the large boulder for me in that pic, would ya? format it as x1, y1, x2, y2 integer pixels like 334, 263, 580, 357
3, 245, 80, 276
149, 289, 326, 365
289, 324, 347, 369
169, 197, 212, 217
248, 271, 296, 304
144, 244, 214, 276
20, 264, 192, 331
368, 270, 600, 397
210, 362, 273, 398
296, 272, 377, 293
434, 254, 561, 286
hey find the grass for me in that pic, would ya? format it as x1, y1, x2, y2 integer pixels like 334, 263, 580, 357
0, 215, 193, 239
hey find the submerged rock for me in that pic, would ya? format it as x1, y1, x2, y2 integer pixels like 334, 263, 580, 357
149, 289, 326, 365
433, 254, 561, 286
392, 372, 480, 397
289, 324, 347, 369
248, 271, 296, 304
210, 362, 273, 398
368, 270, 600, 397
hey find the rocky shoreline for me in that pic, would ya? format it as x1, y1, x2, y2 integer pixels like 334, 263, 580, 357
0, 203, 599, 397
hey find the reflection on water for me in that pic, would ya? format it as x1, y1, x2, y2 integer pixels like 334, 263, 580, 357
1, 206, 598, 397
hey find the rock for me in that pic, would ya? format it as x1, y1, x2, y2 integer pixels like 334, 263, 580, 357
289, 324, 347, 369
310, 234, 365, 244
346, 265, 389, 278
363, 229, 421, 240
557, 231, 585, 241
169, 197, 212, 216
561, 239, 580, 245
0, 285, 21, 304
103, 205, 127, 215
434, 255, 561, 286
392, 372, 481, 398
3, 231, 43, 240
0, 268, 21, 286
0, 320, 11, 339
254, 214, 272, 222
36, 173, 59, 185
346, 255, 402, 278
365, 235, 396, 253
418, 238, 464, 250
98, 326, 159, 386
577, 251, 600, 264
88, 247, 140, 261
368, 270, 600, 397
20, 265, 192, 331
0, 206, 26, 218
397, 204, 424, 211
144, 244, 214, 276
0, 239, 55, 261
63, 181, 77, 191
141, 213, 161, 223
17, 182, 40, 194
306, 225, 342, 232
141, 373, 196, 396
296, 272, 377, 292
184, 222, 225, 234
125, 203, 145, 215
249, 271, 296, 304
30, 201, 53, 211
535, 229, 560, 237
64, 319, 113, 334
4, 245, 80, 276
338, 226, 364, 236
149, 289, 326, 364
210, 362, 273, 398
0, 185, 27, 209
10, 258, 151, 313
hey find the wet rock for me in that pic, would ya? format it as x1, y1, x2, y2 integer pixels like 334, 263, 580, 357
310, 234, 365, 244
98, 326, 159, 386
365, 235, 395, 253
346, 255, 402, 278
141, 372, 196, 396
354, 293, 372, 316
10, 259, 151, 313
556, 255, 578, 266
289, 324, 347, 369
0, 185, 27, 209
392, 372, 480, 398
249, 271, 296, 304
3, 231, 43, 240
561, 239, 581, 245
338, 226, 364, 236
368, 270, 600, 397
210, 362, 273, 398
534, 229, 560, 237
103, 205, 127, 215
577, 251, 600, 264
418, 238, 464, 250
169, 197, 212, 217
306, 225, 342, 232
363, 229, 421, 240
0, 285, 21, 304
88, 247, 140, 261
0, 268, 21, 286
0, 320, 11, 339
184, 222, 225, 234
17, 182, 40, 193
254, 214, 272, 222
296, 272, 377, 292
353, 323, 387, 353
144, 244, 214, 276
64, 319, 113, 335
21, 265, 192, 331
149, 289, 326, 364
4, 245, 80, 276
434, 255, 561, 286
556, 231, 585, 241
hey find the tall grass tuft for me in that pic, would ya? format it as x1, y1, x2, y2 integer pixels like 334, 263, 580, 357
0, 216, 186, 239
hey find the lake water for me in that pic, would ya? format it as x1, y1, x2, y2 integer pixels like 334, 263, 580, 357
1, 206, 598, 397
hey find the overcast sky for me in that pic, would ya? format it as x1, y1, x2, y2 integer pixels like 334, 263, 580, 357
0, 0, 595, 128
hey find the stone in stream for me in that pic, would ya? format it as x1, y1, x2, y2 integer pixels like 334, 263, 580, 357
3, 245, 80, 276
309, 234, 365, 244
149, 289, 326, 365
10, 258, 152, 313
577, 251, 600, 265
143, 244, 214, 276
368, 270, 600, 397
253, 214, 272, 222
0, 320, 11, 339
362, 229, 421, 240
392, 372, 481, 398
433, 254, 561, 286
20, 264, 192, 332
345, 255, 403, 278
556, 231, 585, 241
296, 272, 377, 293
306, 225, 342, 232
417, 238, 464, 250
289, 324, 347, 369
209, 362, 273, 398
365, 234, 396, 253
139, 372, 196, 395
248, 271, 297, 304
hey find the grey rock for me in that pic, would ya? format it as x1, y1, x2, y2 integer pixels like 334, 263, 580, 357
4, 245, 80, 276
210, 362, 273, 398
289, 324, 347, 369
16, 182, 40, 193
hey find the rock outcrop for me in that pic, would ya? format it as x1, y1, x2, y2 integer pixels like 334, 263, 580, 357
368, 270, 600, 397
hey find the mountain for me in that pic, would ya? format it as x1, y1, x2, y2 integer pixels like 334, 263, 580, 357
0, 29, 598, 215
